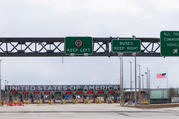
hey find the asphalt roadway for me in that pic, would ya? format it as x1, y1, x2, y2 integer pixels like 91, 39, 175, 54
0, 104, 179, 119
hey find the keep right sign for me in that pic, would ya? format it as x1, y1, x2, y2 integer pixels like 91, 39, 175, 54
161, 31, 179, 56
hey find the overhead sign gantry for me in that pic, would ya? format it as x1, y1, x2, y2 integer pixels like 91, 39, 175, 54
0, 37, 160, 57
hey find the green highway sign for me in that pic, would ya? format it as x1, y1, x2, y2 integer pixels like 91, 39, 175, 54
65, 37, 93, 55
161, 31, 179, 56
112, 39, 141, 53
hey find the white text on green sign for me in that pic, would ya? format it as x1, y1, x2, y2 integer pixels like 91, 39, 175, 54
160, 31, 179, 56
65, 37, 93, 55
112, 40, 141, 53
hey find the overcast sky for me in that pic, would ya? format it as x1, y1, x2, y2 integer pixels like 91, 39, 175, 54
0, 0, 179, 89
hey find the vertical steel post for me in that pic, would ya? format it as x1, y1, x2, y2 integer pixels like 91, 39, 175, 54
119, 54, 124, 106
141, 74, 144, 90
138, 65, 141, 104
145, 69, 148, 90
122, 56, 124, 106
148, 69, 150, 104
130, 61, 132, 91
0, 60, 2, 104
132, 35, 137, 106
167, 71, 168, 88
134, 55, 137, 105
145, 68, 150, 103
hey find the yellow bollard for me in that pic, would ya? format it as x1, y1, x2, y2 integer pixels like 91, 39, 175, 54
40, 100, 42, 104
60, 100, 62, 104
28, 100, 30, 104
95, 99, 98, 104
48, 100, 51, 104
83, 99, 85, 104
140, 94, 143, 103
87, 99, 90, 104
52, 100, 54, 104
72, 99, 74, 104
99, 98, 101, 104
64, 100, 66, 104
112, 100, 114, 104
76, 99, 78, 104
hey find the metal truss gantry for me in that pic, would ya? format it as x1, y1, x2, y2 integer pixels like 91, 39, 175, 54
0, 37, 161, 57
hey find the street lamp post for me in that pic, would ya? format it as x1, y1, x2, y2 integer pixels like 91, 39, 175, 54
145, 68, 150, 103
145, 71, 148, 90
141, 74, 144, 90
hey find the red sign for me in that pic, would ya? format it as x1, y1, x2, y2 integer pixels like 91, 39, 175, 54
66, 92, 72, 94
44, 92, 50, 94
33, 92, 39, 94
23, 92, 29, 94
12, 92, 18, 94
76, 92, 83, 94
109, 92, 115, 94
87, 92, 94, 94
98, 92, 104, 94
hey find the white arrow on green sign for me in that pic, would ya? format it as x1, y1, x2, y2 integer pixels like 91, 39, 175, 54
161, 31, 179, 56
